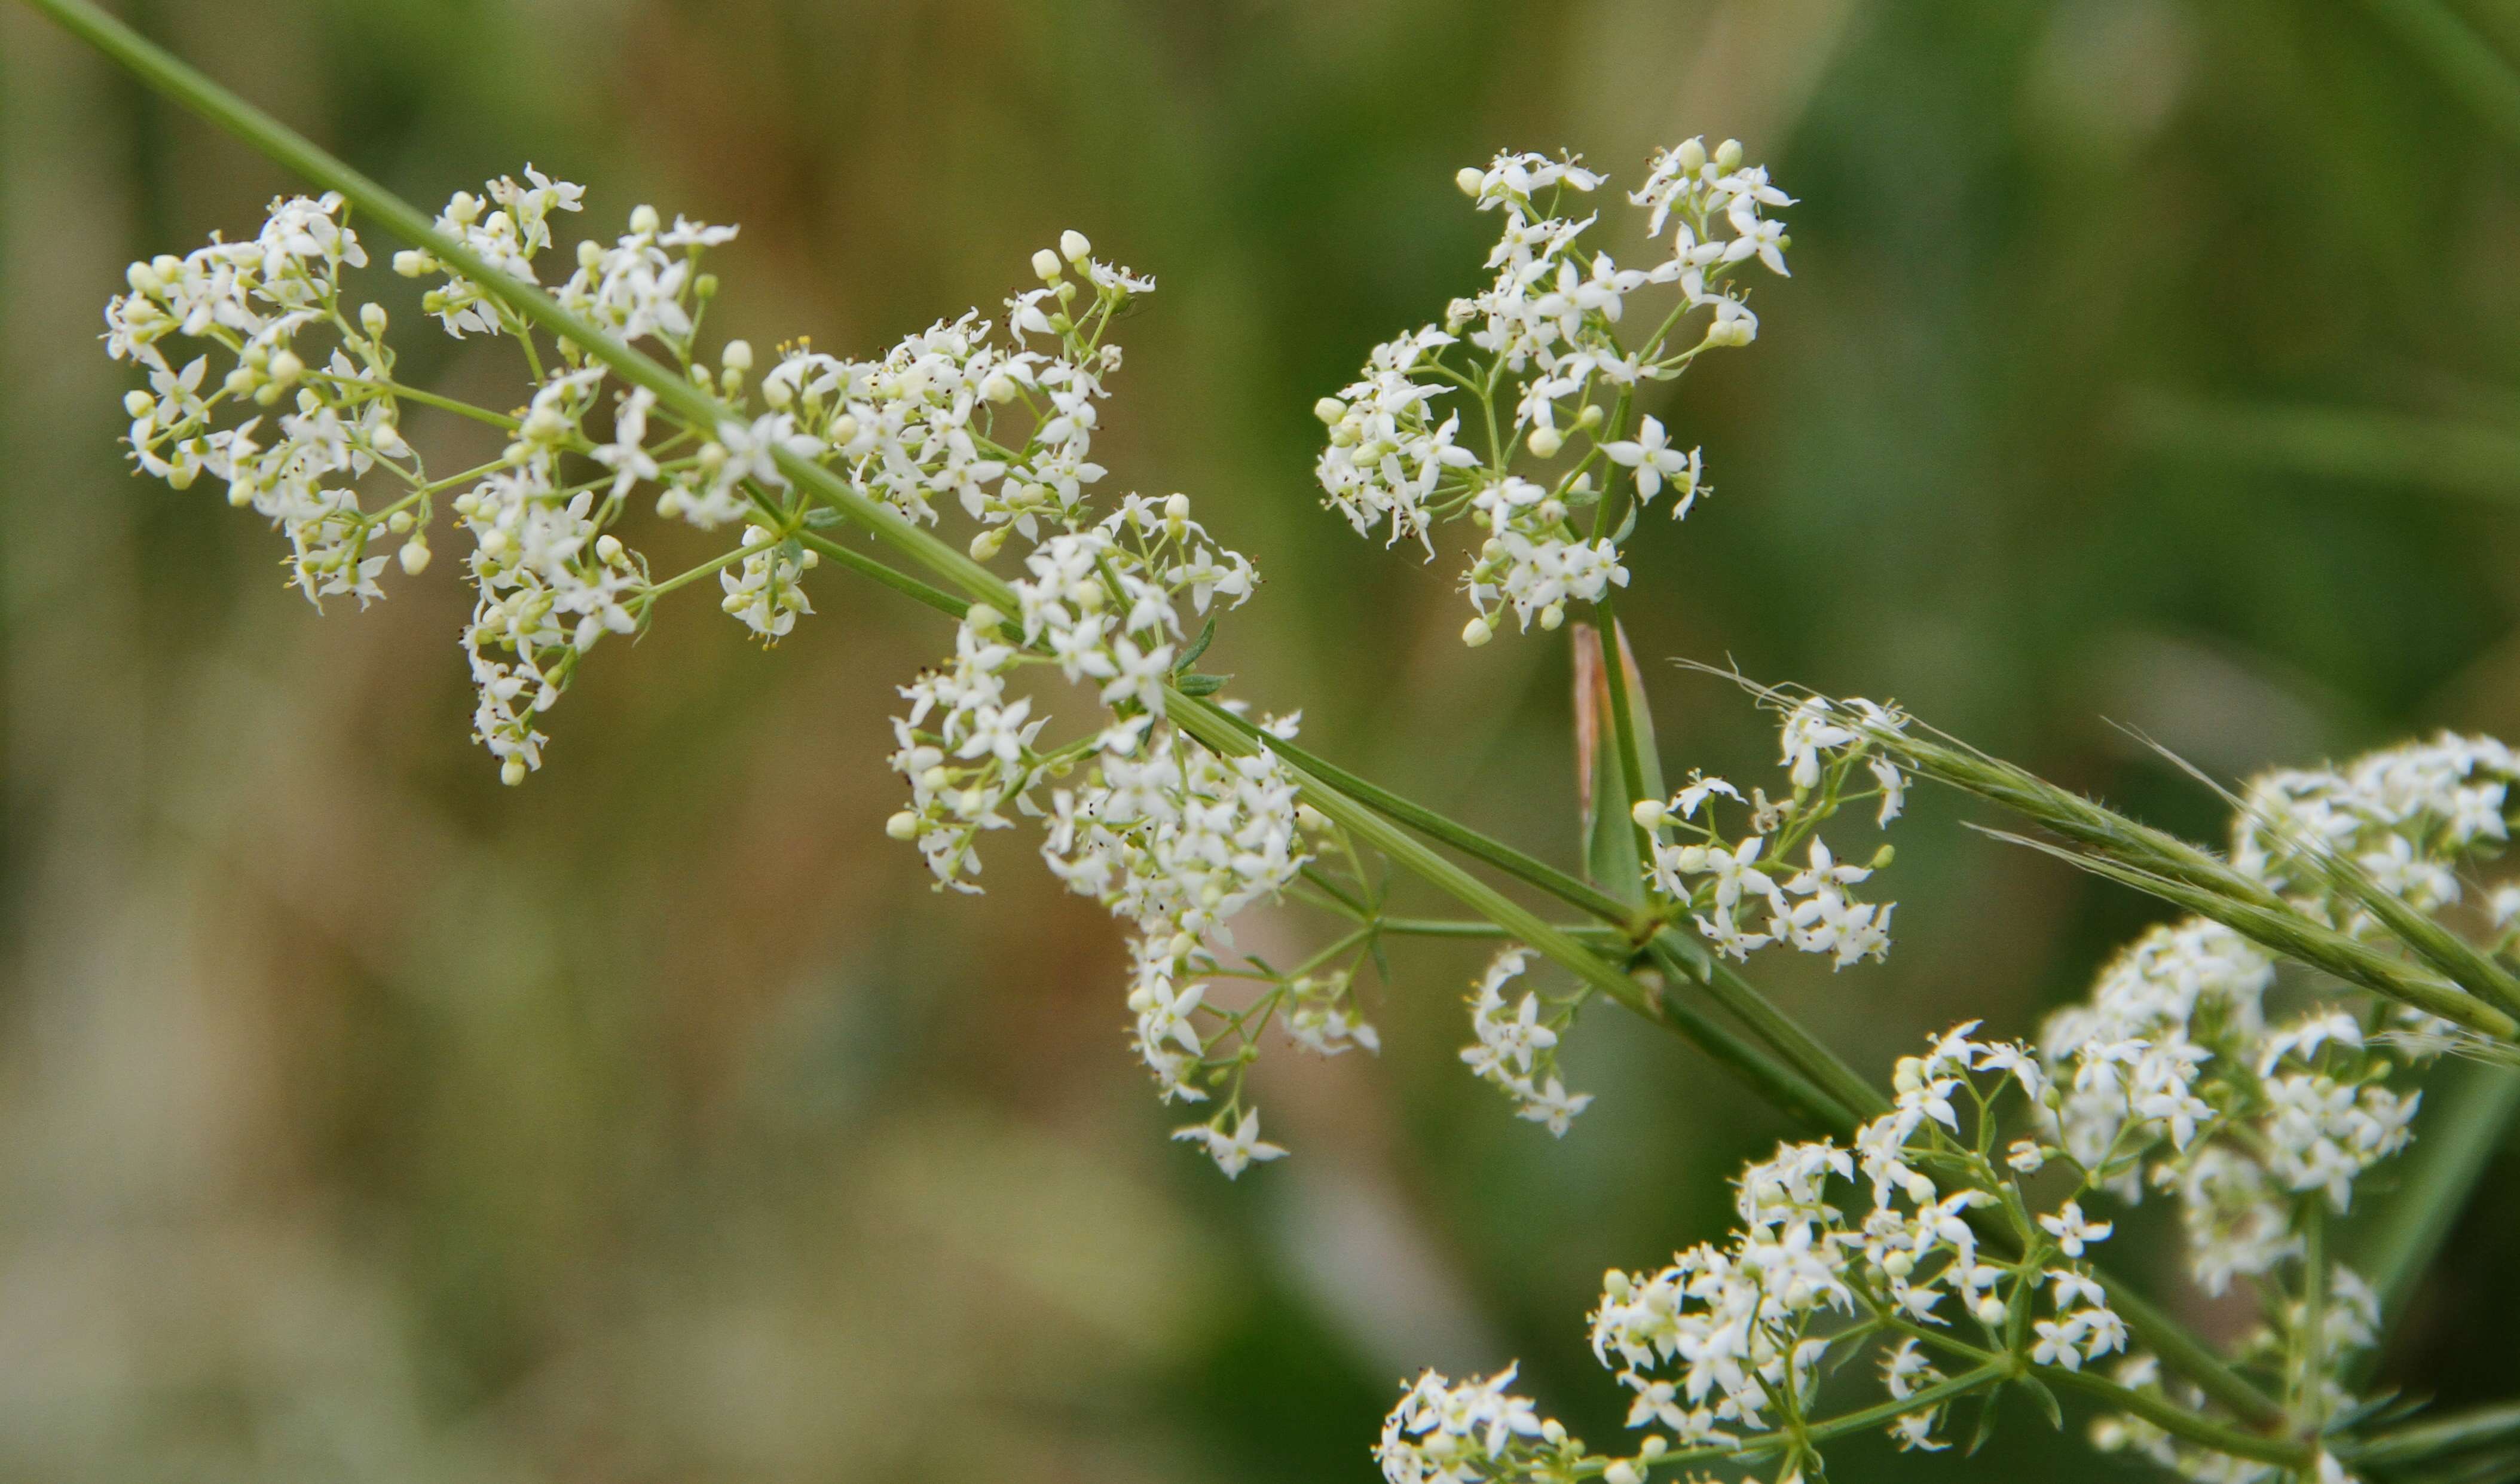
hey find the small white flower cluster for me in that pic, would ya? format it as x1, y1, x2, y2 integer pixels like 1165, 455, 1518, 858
883, 492, 1260, 893
1315, 140, 1791, 641
2037, 919, 2420, 1299
558, 203, 733, 352
1589, 1027, 2124, 1461
110, 169, 816, 784
757, 230, 1149, 547
393, 165, 585, 337
1387, 1022, 2142, 1483
104, 191, 427, 606
2235, 733, 2518, 928
1460, 947, 1595, 1135
1050, 717, 1318, 1164
1375, 1364, 1586, 1484
1638, 697, 1907, 966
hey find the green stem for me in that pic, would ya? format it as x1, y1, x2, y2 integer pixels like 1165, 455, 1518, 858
1168, 693, 1665, 1025
307, 372, 520, 431
2345, 1400, 2520, 1468
793, 531, 972, 620
2037, 1366, 2314, 1470
1650, 934, 1891, 1123
1203, 703, 1651, 934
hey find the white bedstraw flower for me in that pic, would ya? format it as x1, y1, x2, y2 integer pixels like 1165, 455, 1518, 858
1602, 415, 1702, 513
1172, 1108, 1286, 1178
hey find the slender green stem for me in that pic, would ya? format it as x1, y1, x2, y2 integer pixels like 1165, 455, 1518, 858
2037, 1365, 2314, 1469
1373, 916, 1539, 939
1169, 693, 1666, 1024
307, 371, 519, 430
2345, 1400, 2520, 1468
793, 531, 972, 620
1652, 935, 1892, 1123
1202, 703, 1651, 934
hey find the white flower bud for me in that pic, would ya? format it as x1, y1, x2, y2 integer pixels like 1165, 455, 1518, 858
1715, 138, 1744, 170
577, 239, 603, 268
1059, 228, 1091, 264
1539, 602, 1565, 631
981, 371, 1017, 403
1031, 247, 1063, 282
124, 390, 155, 420
1883, 1250, 1915, 1278
360, 302, 389, 336
500, 757, 527, 787
920, 766, 952, 791
387, 511, 415, 534
629, 204, 661, 235
830, 414, 860, 445
720, 339, 753, 374
267, 348, 304, 385
1903, 1171, 1935, 1204
968, 527, 1007, 561
1640, 1438, 1668, 1461
1677, 138, 1708, 172
1455, 166, 1485, 197
1577, 403, 1604, 430
763, 377, 794, 409
1631, 798, 1668, 830
1975, 1295, 2007, 1326
1461, 615, 1494, 647
393, 249, 430, 277
1527, 425, 1564, 458
1164, 492, 1191, 522
964, 604, 1004, 634
125, 261, 163, 296
1313, 396, 1346, 424
397, 540, 431, 575
595, 534, 625, 562
885, 810, 920, 841
1605, 1465, 1641, 1484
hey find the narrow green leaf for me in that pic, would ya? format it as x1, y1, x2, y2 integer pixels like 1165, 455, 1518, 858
1176, 614, 1218, 671
2020, 1373, 2064, 1431
1965, 1388, 2002, 1456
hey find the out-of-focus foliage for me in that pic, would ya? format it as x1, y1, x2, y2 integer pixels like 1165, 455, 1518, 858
4, 1, 2520, 1479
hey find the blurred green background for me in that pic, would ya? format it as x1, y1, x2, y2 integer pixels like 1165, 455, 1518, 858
7, 1, 2520, 1479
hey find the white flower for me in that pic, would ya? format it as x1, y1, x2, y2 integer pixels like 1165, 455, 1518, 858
1602, 415, 1702, 511
1172, 1109, 1286, 1178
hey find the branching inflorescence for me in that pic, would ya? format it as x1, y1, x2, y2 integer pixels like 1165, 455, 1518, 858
68, 16, 2520, 1474
1315, 141, 1787, 643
